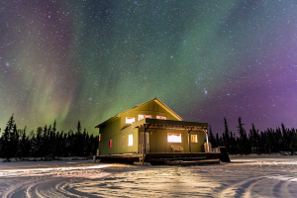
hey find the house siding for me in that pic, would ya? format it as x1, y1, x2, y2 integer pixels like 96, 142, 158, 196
148, 129, 205, 153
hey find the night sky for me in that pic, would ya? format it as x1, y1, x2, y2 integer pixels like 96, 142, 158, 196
1, 0, 297, 135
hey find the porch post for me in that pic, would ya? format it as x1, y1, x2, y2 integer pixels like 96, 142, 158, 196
97, 128, 100, 156
185, 127, 193, 153
143, 124, 147, 155
204, 128, 209, 152
141, 123, 150, 165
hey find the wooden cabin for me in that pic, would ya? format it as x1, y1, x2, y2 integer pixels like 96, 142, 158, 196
95, 98, 210, 157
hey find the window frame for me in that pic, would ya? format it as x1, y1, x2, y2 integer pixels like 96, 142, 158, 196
191, 134, 198, 143
128, 134, 133, 146
167, 133, 182, 143
156, 115, 167, 120
126, 117, 135, 124
138, 114, 152, 121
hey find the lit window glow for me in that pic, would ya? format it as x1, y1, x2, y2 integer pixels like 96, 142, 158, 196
138, 114, 152, 121
126, 117, 135, 124
167, 133, 181, 143
191, 134, 198, 143
156, 115, 166, 120
128, 134, 133, 146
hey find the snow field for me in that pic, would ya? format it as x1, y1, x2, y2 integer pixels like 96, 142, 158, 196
0, 156, 296, 197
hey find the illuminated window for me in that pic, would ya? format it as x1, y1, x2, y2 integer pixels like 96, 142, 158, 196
156, 115, 166, 120
126, 117, 135, 124
167, 133, 182, 143
191, 134, 198, 143
128, 134, 133, 146
109, 140, 112, 148
138, 115, 152, 121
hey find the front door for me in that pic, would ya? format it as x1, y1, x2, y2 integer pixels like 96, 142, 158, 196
139, 132, 150, 153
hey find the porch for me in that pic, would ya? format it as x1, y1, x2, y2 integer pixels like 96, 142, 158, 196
134, 118, 211, 156
95, 152, 221, 165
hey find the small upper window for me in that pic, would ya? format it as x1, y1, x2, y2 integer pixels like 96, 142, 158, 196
126, 117, 135, 124
167, 133, 182, 143
156, 115, 167, 120
191, 134, 198, 143
138, 115, 152, 121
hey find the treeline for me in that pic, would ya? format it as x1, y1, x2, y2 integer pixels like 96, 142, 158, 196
0, 115, 98, 161
209, 117, 297, 155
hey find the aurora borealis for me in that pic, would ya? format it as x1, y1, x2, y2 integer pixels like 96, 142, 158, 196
1, 0, 297, 135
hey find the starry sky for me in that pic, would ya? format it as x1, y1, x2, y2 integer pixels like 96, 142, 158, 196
1, 0, 297, 135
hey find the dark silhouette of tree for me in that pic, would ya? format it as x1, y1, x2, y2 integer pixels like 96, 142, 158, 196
16, 128, 30, 159
0, 126, 10, 159
0, 115, 99, 159
287, 127, 297, 155
274, 127, 283, 153
4, 114, 297, 159
30, 127, 44, 157
1, 114, 16, 160
215, 133, 221, 146
250, 124, 260, 154
229, 132, 237, 154
208, 126, 217, 147
223, 118, 230, 151
237, 117, 250, 154
11, 123, 19, 157
74, 121, 84, 156
53, 120, 57, 133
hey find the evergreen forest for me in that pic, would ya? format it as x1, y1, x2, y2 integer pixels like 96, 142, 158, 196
1, 115, 297, 161
209, 117, 297, 155
0, 115, 98, 161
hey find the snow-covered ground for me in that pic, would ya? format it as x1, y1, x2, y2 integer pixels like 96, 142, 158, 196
0, 156, 297, 197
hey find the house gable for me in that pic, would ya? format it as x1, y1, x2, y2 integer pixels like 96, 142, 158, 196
95, 98, 182, 128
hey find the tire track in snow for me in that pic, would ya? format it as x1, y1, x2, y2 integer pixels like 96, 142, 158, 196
218, 176, 265, 197
3, 178, 38, 198
1, 164, 113, 197
282, 180, 294, 198
219, 175, 297, 198
55, 180, 89, 197
2, 176, 85, 198
34, 179, 69, 198
241, 178, 266, 198
269, 176, 297, 198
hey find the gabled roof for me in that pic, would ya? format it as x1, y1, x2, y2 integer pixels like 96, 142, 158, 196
95, 98, 182, 128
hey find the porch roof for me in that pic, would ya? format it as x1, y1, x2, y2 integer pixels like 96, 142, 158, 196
132, 118, 208, 132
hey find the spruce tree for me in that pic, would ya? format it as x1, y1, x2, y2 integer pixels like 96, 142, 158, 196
11, 124, 19, 157
53, 120, 57, 133
237, 117, 250, 154
75, 121, 83, 156
223, 118, 230, 151
1, 126, 10, 159
31, 127, 43, 157
250, 124, 260, 154
288, 128, 297, 155
229, 132, 237, 154
2, 114, 16, 160
208, 126, 216, 147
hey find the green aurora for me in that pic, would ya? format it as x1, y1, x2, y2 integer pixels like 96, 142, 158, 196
1, 0, 297, 135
